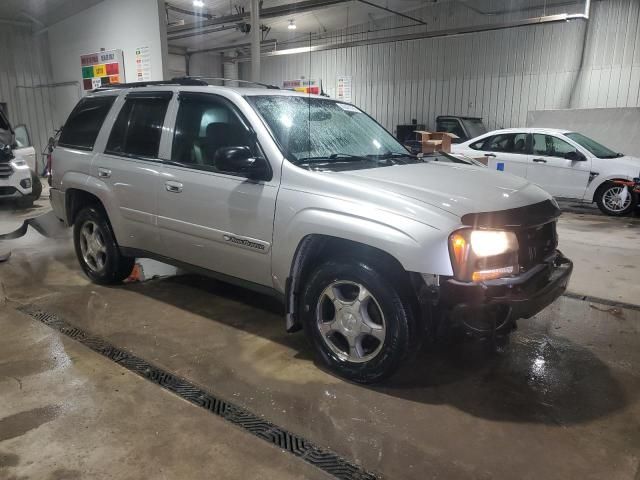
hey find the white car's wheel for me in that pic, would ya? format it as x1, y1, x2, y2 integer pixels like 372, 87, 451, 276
596, 183, 636, 216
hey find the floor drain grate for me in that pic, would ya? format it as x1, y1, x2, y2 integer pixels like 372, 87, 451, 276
17, 304, 380, 480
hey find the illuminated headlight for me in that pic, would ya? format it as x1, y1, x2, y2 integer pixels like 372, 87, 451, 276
449, 229, 519, 282
10, 159, 29, 170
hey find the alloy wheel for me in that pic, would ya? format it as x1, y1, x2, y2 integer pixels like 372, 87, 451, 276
602, 185, 632, 213
316, 281, 386, 363
79, 220, 108, 272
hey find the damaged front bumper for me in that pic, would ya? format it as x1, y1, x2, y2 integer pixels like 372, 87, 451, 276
440, 250, 573, 334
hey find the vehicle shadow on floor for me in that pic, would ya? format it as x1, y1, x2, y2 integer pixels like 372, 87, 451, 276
378, 333, 628, 425
127, 274, 628, 426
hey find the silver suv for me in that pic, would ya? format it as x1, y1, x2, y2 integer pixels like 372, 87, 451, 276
50, 78, 573, 383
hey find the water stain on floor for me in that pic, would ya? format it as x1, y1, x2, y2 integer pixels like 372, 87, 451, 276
0, 451, 19, 467
0, 405, 61, 442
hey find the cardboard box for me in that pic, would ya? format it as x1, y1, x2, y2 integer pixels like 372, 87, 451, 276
414, 131, 458, 153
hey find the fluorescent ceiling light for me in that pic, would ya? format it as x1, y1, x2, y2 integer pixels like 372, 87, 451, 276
288, 19, 297, 30
193, 0, 205, 7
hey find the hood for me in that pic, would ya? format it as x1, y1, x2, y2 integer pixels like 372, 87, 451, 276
598, 155, 640, 175
336, 162, 551, 218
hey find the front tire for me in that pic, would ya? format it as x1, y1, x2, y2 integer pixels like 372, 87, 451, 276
73, 206, 134, 285
300, 258, 416, 384
596, 183, 636, 216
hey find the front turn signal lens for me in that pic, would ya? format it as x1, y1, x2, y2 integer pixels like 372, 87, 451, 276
450, 233, 469, 267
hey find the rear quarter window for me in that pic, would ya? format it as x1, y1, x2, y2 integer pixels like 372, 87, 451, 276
58, 96, 116, 150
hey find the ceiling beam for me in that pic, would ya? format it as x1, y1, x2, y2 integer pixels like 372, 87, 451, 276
232, 13, 586, 60
356, 0, 427, 26
167, 0, 351, 34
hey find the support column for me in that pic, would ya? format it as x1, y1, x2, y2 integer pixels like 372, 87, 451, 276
250, 0, 260, 82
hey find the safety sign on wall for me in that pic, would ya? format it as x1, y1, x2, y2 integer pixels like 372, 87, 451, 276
81, 49, 125, 91
283, 79, 320, 94
135, 46, 151, 82
336, 76, 352, 103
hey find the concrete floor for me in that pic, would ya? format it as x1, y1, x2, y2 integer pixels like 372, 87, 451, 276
1, 194, 640, 479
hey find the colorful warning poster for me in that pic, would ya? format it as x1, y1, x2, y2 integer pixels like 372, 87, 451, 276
135, 46, 151, 82
80, 49, 124, 91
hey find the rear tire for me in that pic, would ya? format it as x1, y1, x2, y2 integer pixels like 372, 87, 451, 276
300, 257, 416, 384
596, 182, 636, 216
73, 206, 134, 285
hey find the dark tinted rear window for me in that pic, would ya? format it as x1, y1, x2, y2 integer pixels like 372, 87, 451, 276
58, 96, 116, 150
0, 109, 9, 131
106, 95, 171, 158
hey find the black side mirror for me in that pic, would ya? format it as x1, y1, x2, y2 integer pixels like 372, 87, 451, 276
565, 151, 586, 162
214, 146, 270, 180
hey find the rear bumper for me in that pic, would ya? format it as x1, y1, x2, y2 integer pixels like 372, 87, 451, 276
440, 251, 572, 333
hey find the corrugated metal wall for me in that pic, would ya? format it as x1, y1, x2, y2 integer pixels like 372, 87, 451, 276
0, 24, 58, 161
244, 0, 639, 133
571, 0, 640, 108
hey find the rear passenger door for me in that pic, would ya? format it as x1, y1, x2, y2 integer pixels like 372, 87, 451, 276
94, 91, 172, 251
157, 92, 277, 287
470, 132, 530, 177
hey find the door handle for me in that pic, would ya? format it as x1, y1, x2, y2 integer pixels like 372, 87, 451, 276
532, 158, 547, 163
165, 181, 183, 193
485, 153, 496, 158
98, 168, 112, 178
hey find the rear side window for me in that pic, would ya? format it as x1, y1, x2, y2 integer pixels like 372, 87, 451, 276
58, 96, 116, 150
106, 93, 171, 158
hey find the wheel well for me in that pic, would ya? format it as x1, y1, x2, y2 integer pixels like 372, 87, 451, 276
285, 235, 413, 332
593, 178, 631, 203
66, 189, 104, 226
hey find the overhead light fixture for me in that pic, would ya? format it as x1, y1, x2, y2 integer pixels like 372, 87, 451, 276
193, 0, 205, 7
288, 19, 297, 30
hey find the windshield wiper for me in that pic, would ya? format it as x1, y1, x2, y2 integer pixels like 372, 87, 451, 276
366, 151, 419, 163
297, 153, 371, 164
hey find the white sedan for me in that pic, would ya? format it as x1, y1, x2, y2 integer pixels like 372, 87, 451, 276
452, 128, 640, 216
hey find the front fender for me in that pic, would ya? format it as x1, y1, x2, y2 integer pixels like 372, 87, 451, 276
271, 200, 454, 294
586, 174, 635, 202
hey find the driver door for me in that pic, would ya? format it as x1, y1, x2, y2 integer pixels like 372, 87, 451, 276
13, 125, 37, 172
526, 133, 591, 199
157, 92, 277, 287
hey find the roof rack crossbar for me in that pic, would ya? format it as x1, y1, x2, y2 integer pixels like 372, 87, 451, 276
91, 76, 279, 93
196, 77, 280, 89
91, 76, 209, 92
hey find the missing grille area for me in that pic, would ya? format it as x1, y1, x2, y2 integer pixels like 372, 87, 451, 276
17, 304, 379, 480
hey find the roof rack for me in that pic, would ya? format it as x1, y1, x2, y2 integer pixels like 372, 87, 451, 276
91, 76, 209, 92
92, 76, 279, 92
196, 77, 280, 89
